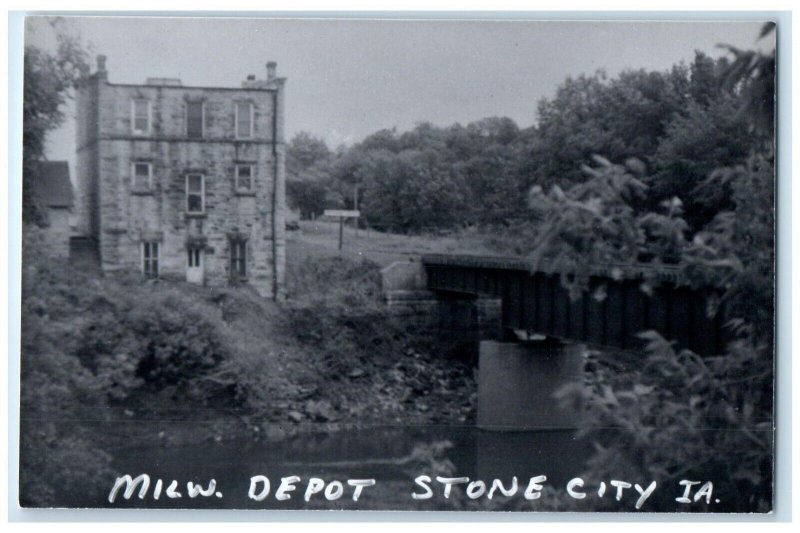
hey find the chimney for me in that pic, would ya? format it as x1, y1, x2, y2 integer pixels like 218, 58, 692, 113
96, 55, 107, 78
267, 61, 277, 81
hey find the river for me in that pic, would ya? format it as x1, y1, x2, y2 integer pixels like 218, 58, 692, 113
107, 425, 591, 511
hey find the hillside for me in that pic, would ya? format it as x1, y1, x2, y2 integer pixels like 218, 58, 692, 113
19, 226, 479, 506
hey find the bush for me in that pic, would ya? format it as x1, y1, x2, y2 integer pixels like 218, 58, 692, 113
75, 288, 231, 401
533, 155, 774, 511
19, 230, 242, 504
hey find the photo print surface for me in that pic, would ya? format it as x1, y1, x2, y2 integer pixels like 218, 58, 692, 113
18, 15, 777, 512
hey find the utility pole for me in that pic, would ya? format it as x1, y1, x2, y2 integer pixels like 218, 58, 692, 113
353, 185, 359, 237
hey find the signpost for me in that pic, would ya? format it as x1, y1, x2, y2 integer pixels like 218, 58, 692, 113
323, 209, 360, 251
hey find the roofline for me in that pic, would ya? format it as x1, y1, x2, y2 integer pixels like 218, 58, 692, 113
100, 79, 285, 92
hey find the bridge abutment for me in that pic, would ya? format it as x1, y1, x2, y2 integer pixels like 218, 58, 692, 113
381, 261, 502, 360
380, 260, 588, 433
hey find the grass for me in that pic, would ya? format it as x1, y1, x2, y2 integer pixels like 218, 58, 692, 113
288, 219, 528, 267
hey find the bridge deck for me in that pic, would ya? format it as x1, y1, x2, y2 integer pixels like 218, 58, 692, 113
421, 254, 727, 356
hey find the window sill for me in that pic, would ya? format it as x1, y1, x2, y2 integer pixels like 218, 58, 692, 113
185, 212, 207, 219
131, 188, 154, 196
235, 190, 256, 197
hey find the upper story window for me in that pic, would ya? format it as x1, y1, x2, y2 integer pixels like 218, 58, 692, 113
236, 164, 253, 192
131, 99, 151, 135
132, 162, 152, 190
186, 101, 204, 139
186, 174, 205, 214
235, 102, 253, 139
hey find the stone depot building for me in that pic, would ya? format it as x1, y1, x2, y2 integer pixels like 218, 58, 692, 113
74, 55, 287, 299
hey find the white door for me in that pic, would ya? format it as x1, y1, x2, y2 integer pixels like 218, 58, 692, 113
187, 248, 204, 284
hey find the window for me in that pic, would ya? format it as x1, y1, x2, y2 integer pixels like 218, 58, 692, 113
187, 248, 201, 267
131, 99, 150, 135
236, 164, 253, 191
186, 101, 204, 139
142, 242, 159, 278
186, 174, 205, 214
132, 162, 152, 190
235, 102, 253, 138
230, 239, 247, 279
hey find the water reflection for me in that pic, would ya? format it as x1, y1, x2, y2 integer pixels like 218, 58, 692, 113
108, 426, 590, 510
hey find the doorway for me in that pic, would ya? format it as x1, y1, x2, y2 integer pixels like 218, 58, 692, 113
187, 247, 204, 284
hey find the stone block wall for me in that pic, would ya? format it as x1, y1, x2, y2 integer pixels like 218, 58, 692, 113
74, 60, 286, 298
380, 262, 502, 361
41, 207, 71, 258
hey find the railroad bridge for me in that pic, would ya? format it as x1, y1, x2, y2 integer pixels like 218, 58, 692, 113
381, 254, 726, 431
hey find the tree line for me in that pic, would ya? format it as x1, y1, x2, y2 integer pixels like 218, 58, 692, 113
286, 50, 759, 236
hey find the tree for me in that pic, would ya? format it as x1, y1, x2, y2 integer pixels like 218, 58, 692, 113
455, 142, 527, 226
719, 22, 776, 140
360, 149, 468, 232
522, 66, 690, 189
529, 28, 775, 511
650, 95, 755, 230
285, 131, 331, 175
285, 132, 334, 219
23, 20, 89, 224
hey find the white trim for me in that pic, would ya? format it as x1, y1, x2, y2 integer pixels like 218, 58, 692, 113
235, 164, 254, 191
131, 161, 153, 189
131, 98, 151, 136
235, 101, 254, 139
185, 173, 205, 214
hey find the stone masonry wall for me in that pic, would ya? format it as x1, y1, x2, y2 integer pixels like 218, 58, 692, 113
76, 68, 286, 298
381, 261, 502, 361
42, 208, 71, 258
75, 76, 99, 239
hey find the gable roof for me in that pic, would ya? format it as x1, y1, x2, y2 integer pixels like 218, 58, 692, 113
32, 161, 73, 208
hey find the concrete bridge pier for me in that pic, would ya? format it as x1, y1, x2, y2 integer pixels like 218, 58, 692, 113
474, 339, 588, 481
477, 339, 585, 431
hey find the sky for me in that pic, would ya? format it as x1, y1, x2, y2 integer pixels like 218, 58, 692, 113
25, 16, 768, 175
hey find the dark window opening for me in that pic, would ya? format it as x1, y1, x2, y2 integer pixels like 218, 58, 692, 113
187, 248, 201, 267
236, 164, 253, 191
133, 162, 152, 189
132, 99, 150, 134
230, 239, 247, 279
186, 174, 204, 214
236, 102, 253, 138
187, 101, 204, 139
143, 242, 159, 278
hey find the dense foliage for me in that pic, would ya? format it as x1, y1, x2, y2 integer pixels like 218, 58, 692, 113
23, 20, 89, 224
543, 28, 775, 511
286, 51, 758, 236
551, 154, 774, 511
20, 228, 245, 505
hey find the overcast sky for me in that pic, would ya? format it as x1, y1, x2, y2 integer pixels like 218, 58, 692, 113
25, 16, 767, 173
